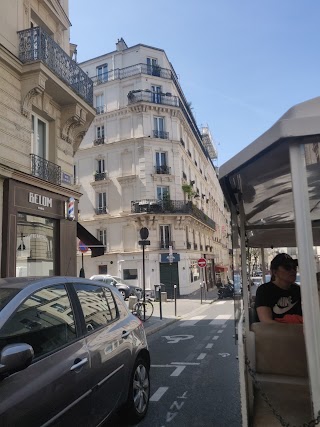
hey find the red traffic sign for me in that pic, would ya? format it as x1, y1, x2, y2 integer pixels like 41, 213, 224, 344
198, 258, 207, 268
79, 241, 89, 253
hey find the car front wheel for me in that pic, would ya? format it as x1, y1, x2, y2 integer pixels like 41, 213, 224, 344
125, 358, 150, 423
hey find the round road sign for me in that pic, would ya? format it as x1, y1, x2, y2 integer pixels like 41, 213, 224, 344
79, 241, 89, 253
198, 258, 207, 268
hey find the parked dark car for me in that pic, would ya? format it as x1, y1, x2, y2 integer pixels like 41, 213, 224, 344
90, 274, 142, 299
0, 277, 150, 426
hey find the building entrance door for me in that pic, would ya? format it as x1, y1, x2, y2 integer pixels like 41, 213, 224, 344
160, 262, 179, 299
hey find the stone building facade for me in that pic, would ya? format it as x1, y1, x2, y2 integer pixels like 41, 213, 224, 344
0, 0, 99, 277
75, 39, 231, 295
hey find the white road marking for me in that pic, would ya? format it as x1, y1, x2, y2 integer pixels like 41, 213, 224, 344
212, 336, 219, 340
209, 314, 232, 325
162, 335, 194, 343
179, 315, 206, 326
150, 387, 169, 401
151, 364, 172, 368
222, 324, 227, 328
217, 329, 223, 333
171, 362, 200, 365
197, 353, 207, 360
216, 301, 226, 305
206, 343, 213, 349
171, 366, 186, 376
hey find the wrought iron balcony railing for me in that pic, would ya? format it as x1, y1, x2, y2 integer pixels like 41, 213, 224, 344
95, 207, 108, 215
159, 241, 175, 250
18, 27, 93, 106
154, 165, 171, 175
131, 199, 216, 230
93, 137, 105, 146
94, 172, 107, 181
128, 90, 179, 107
153, 130, 169, 139
91, 63, 172, 85
31, 154, 61, 185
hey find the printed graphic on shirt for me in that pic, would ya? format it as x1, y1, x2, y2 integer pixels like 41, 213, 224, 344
273, 296, 298, 315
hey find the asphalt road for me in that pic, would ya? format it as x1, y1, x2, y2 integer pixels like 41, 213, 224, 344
106, 299, 241, 427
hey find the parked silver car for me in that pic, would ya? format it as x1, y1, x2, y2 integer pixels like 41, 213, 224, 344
0, 277, 150, 426
90, 274, 143, 300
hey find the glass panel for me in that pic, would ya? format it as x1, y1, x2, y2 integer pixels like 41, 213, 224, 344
16, 214, 56, 277
37, 119, 46, 158
73, 284, 118, 331
0, 284, 76, 357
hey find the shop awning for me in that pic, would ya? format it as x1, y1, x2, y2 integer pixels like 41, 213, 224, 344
215, 265, 228, 273
77, 222, 105, 257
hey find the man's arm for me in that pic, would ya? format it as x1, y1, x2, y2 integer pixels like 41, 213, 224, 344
256, 306, 277, 323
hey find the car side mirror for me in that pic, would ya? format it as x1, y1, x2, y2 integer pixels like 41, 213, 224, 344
0, 343, 34, 377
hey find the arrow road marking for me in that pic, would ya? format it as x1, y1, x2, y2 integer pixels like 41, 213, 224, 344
218, 352, 230, 358
162, 335, 194, 343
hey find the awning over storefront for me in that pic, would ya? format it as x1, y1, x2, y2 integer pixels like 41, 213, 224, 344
215, 265, 228, 273
77, 222, 105, 258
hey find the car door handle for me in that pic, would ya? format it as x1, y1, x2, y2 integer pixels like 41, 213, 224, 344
122, 330, 130, 339
70, 357, 88, 371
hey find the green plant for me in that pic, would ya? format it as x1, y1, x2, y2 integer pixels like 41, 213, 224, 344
182, 184, 195, 200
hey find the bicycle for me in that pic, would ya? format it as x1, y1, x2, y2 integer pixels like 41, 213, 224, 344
132, 296, 154, 321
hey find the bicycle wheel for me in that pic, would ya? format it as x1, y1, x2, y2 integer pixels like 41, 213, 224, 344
141, 300, 154, 321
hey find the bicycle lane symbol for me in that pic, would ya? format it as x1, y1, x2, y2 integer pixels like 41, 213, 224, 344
162, 335, 194, 344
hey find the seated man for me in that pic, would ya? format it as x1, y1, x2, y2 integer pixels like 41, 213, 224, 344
255, 253, 302, 324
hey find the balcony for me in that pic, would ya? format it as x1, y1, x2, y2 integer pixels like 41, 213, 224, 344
93, 137, 105, 146
94, 172, 107, 181
18, 27, 93, 106
159, 241, 175, 250
128, 90, 179, 108
153, 130, 169, 139
91, 63, 172, 84
95, 207, 108, 215
31, 154, 61, 185
154, 165, 171, 175
131, 200, 216, 230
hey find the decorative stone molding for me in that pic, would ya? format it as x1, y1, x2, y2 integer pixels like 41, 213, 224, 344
21, 72, 47, 118
117, 175, 137, 185
60, 104, 87, 144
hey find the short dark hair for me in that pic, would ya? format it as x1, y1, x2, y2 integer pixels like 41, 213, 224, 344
270, 253, 298, 270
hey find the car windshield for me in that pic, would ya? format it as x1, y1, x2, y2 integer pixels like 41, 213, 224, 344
0, 288, 20, 311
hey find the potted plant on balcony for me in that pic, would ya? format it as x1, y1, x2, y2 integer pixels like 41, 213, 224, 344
182, 184, 195, 201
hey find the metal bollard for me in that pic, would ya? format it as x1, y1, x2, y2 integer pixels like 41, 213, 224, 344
174, 284, 177, 316
159, 285, 163, 320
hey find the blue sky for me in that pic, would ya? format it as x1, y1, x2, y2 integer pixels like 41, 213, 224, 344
69, 0, 320, 165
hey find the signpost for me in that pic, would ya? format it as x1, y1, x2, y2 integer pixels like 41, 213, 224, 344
198, 258, 207, 303
139, 228, 150, 321
79, 241, 88, 277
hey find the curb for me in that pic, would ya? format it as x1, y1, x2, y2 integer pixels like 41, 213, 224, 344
144, 296, 217, 337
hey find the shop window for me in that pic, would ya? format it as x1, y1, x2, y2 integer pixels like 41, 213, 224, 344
123, 269, 138, 280
16, 214, 56, 277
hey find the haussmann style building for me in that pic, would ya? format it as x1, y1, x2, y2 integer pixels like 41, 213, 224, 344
74, 38, 231, 296
0, 0, 104, 278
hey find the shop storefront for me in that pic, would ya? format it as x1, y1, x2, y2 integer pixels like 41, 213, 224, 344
1, 179, 103, 278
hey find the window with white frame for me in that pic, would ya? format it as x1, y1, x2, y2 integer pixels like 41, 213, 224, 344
153, 116, 167, 139
147, 57, 159, 76
157, 186, 169, 200
96, 64, 108, 83
160, 224, 171, 249
151, 85, 161, 104
97, 192, 107, 214
155, 152, 168, 174
32, 114, 48, 159
96, 158, 105, 173
96, 125, 105, 139
97, 229, 107, 247
95, 94, 104, 114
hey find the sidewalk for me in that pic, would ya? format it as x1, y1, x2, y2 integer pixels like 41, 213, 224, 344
139, 286, 219, 336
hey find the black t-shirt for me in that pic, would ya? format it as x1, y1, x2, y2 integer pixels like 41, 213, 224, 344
255, 282, 302, 321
